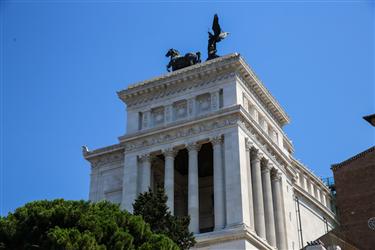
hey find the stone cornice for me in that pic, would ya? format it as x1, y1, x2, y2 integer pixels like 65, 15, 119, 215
117, 53, 290, 126
83, 143, 124, 162
294, 185, 338, 223
291, 157, 331, 194
236, 57, 290, 126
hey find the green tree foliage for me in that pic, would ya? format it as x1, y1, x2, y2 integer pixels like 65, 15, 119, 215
133, 188, 195, 250
0, 199, 178, 250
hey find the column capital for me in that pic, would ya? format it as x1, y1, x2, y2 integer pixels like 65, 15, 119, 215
261, 162, 273, 174
139, 154, 151, 163
245, 138, 253, 151
271, 171, 282, 182
186, 142, 201, 152
251, 148, 263, 162
210, 135, 223, 146
163, 148, 177, 158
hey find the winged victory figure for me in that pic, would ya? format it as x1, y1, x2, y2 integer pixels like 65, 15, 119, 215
207, 14, 229, 60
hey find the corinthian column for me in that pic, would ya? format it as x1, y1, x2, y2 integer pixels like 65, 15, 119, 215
139, 154, 152, 193
251, 149, 266, 239
187, 142, 200, 234
211, 136, 225, 230
272, 171, 288, 250
164, 148, 176, 214
261, 162, 276, 247
245, 139, 255, 231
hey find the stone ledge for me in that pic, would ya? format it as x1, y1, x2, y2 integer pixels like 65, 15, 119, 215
294, 185, 338, 223
194, 224, 275, 250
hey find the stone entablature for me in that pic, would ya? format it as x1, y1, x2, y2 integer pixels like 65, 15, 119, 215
118, 55, 294, 157
118, 54, 290, 129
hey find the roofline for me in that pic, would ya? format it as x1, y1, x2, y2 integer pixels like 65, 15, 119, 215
331, 146, 375, 170
83, 143, 124, 160
291, 157, 332, 194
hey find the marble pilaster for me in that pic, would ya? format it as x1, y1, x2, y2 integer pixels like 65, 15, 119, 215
211, 135, 225, 230
251, 149, 266, 239
245, 139, 255, 231
272, 171, 287, 250
187, 142, 201, 233
164, 148, 176, 214
261, 162, 277, 247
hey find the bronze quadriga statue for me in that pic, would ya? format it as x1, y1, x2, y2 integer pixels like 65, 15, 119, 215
165, 49, 201, 72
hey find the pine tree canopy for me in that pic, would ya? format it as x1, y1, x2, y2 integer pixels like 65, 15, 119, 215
133, 188, 196, 250
0, 199, 178, 250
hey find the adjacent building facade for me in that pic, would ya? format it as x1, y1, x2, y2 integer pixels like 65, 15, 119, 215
83, 54, 337, 249
331, 145, 375, 250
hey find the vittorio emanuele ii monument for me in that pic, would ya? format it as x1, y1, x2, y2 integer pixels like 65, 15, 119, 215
83, 15, 337, 250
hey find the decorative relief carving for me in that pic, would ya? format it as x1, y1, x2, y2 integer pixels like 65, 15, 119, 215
139, 154, 151, 163
211, 91, 220, 111
196, 93, 211, 114
165, 105, 172, 123
187, 142, 201, 152
242, 94, 249, 112
173, 100, 187, 120
210, 135, 223, 146
126, 72, 235, 109
90, 151, 124, 168
187, 98, 194, 117
271, 171, 282, 182
245, 138, 253, 151
142, 111, 150, 129
251, 148, 263, 162
124, 114, 238, 152
152, 107, 165, 126
163, 148, 177, 158
261, 162, 273, 173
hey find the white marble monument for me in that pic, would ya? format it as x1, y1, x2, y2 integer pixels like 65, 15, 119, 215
83, 54, 337, 249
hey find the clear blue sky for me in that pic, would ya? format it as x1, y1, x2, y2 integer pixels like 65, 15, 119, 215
1, 1, 374, 216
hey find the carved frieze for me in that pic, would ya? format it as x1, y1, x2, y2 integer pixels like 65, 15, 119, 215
173, 100, 187, 120
211, 91, 220, 111
152, 107, 165, 127
123, 113, 238, 152
125, 72, 235, 109
165, 105, 172, 123
89, 151, 124, 168
196, 93, 211, 114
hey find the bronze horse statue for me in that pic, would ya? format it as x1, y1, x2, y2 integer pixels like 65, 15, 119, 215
166, 49, 201, 72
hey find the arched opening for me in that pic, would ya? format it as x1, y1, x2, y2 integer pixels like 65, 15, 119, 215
198, 142, 214, 233
174, 148, 188, 217
151, 154, 165, 192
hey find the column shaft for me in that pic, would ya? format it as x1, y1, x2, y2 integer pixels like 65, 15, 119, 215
251, 150, 266, 239
164, 149, 175, 214
188, 143, 200, 234
261, 164, 277, 247
272, 172, 288, 250
140, 154, 151, 193
212, 136, 225, 230
245, 140, 255, 231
